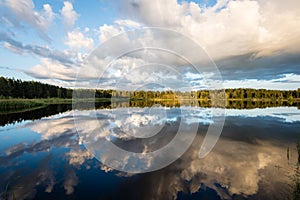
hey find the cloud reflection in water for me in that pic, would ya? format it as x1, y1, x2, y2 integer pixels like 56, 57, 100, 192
0, 106, 299, 199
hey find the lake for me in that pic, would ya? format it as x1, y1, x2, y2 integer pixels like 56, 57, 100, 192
0, 102, 300, 200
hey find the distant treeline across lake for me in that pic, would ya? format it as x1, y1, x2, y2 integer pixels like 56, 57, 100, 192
0, 76, 299, 101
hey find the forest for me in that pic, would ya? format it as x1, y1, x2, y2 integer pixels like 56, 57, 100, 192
0, 76, 299, 101
0, 76, 112, 99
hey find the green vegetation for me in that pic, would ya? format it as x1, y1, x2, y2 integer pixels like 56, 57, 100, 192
125, 88, 300, 101
0, 98, 112, 114
0, 76, 112, 99
1, 76, 299, 101
285, 138, 300, 200
0, 98, 73, 114
0, 76, 299, 112
0, 100, 45, 114
0, 175, 22, 200
0, 76, 72, 98
288, 139, 300, 200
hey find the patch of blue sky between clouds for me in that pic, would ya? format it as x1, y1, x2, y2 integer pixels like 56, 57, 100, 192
179, 0, 217, 7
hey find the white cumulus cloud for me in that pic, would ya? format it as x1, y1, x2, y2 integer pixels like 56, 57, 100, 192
120, 0, 300, 60
65, 30, 94, 51
60, 1, 79, 29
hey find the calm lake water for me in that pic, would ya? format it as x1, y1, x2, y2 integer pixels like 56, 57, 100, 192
0, 103, 300, 200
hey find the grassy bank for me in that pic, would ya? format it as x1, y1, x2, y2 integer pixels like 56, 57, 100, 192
1, 97, 299, 114
0, 100, 46, 114
0, 98, 111, 114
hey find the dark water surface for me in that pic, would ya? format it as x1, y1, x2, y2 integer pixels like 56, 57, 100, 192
0, 103, 300, 200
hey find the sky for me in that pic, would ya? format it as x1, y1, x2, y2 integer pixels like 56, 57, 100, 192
0, 0, 299, 90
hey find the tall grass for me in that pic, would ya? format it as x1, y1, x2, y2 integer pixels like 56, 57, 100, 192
0, 98, 74, 114
0, 100, 45, 111
292, 140, 300, 199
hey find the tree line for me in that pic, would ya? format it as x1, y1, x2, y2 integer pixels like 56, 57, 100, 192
114, 89, 300, 101
0, 76, 112, 99
0, 76, 73, 98
0, 76, 299, 100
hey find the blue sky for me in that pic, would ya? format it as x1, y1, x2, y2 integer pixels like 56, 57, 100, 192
0, 0, 299, 90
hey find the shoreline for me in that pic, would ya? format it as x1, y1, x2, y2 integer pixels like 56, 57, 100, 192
0, 97, 299, 114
